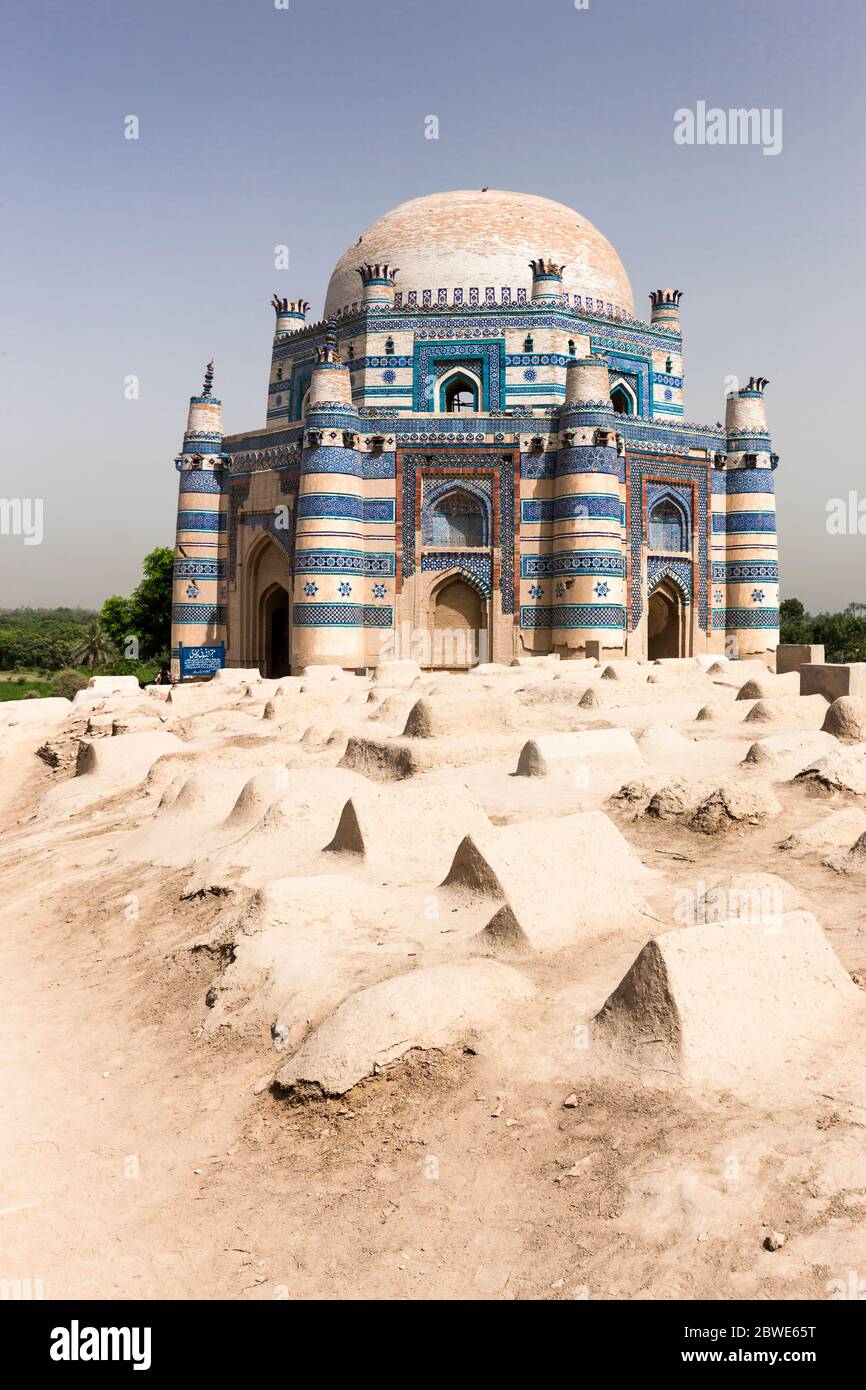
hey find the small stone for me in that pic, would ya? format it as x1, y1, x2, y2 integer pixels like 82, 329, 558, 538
562, 1093, 579, 1108
763, 1230, 786, 1251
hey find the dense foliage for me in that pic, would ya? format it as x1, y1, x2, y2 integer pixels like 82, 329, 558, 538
0, 607, 98, 671
100, 547, 173, 661
780, 598, 866, 662
0, 547, 173, 698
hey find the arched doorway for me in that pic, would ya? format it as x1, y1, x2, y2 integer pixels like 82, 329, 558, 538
261, 583, 290, 677
432, 576, 487, 669
242, 532, 293, 676
647, 578, 684, 659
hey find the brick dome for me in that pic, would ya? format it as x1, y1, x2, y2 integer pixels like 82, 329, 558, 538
324, 189, 634, 318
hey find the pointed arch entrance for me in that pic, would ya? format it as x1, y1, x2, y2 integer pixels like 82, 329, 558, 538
647, 577, 686, 659
243, 532, 292, 677
430, 571, 488, 670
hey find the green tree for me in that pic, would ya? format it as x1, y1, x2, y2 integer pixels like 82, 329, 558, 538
99, 547, 174, 661
0, 608, 97, 671
100, 594, 135, 654
779, 597, 813, 646
129, 547, 174, 659
73, 619, 115, 675
812, 610, 866, 663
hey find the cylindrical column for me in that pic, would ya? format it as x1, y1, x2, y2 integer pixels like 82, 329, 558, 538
649, 288, 683, 330
356, 263, 399, 310
170, 362, 228, 679
552, 355, 627, 656
530, 258, 565, 306
292, 329, 365, 671
721, 378, 778, 657
564, 354, 611, 407
272, 297, 309, 339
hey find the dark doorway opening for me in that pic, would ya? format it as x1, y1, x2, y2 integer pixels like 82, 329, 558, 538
647, 580, 684, 660
263, 585, 290, 678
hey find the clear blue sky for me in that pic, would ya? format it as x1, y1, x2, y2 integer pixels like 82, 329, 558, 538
1, 0, 864, 610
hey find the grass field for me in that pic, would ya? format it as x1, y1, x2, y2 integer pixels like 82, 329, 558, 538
0, 665, 160, 701
0, 677, 55, 701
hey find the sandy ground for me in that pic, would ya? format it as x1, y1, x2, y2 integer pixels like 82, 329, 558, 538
2, 660, 866, 1302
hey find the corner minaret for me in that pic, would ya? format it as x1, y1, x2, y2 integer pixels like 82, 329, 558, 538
272, 296, 310, 338
356, 263, 399, 310
292, 321, 365, 671
170, 362, 228, 679
529, 258, 566, 306
268, 298, 309, 424
719, 377, 779, 657
648, 288, 683, 330
648, 289, 685, 420
550, 356, 627, 657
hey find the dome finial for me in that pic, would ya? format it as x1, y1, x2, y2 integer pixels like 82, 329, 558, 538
317, 317, 341, 364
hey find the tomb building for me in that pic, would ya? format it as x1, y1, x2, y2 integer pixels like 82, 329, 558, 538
170, 189, 779, 676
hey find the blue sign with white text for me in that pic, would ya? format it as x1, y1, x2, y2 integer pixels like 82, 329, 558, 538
179, 642, 225, 680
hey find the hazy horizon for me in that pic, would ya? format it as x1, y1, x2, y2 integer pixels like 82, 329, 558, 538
2, 0, 864, 611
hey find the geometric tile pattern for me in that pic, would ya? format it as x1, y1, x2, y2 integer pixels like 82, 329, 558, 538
292, 603, 394, 627
556, 447, 626, 480
413, 340, 505, 412
711, 561, 779, 582
178, 470, 222, 493
629, 454, 709, 632
520, 550, 625, 578
647, 556, 692, 604
720, 468, 776, 495
296, 494, 396, 523
421, 478, 493, 547
520, 603, 628, 629
302, 446, 364, 478
174, 558, 226, 579
420, 551, 493, 596
171, 603, 227, 624
714, 608, 779, 629
293, 550, 395, 577
712, 512, 777, 534
401, 450, 516, 614
177, 510, 227, 531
